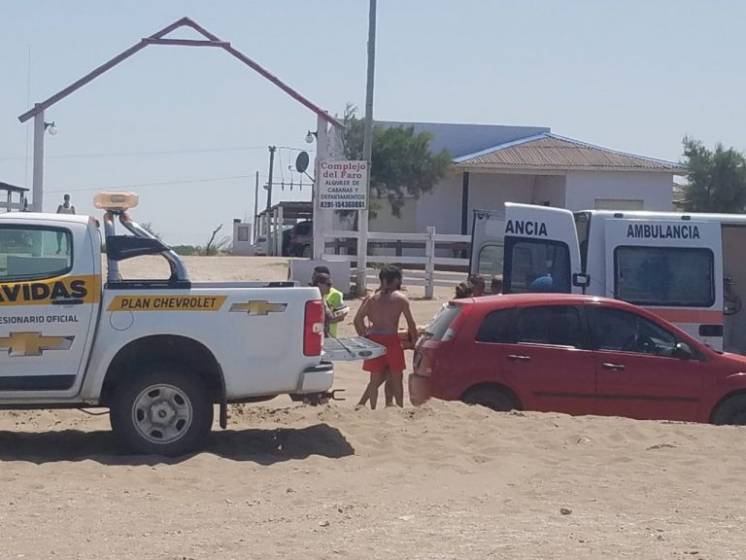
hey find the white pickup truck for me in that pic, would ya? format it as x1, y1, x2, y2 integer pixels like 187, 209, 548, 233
0, 193, 381, 455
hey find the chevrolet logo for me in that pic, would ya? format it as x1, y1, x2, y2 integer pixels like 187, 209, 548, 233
229, 301, 287, 316
0, 332, 75, 357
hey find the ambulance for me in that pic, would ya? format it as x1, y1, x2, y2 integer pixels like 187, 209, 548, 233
470, 203, 746, 353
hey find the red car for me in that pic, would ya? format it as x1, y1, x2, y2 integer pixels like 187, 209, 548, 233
410, 294, 746, 425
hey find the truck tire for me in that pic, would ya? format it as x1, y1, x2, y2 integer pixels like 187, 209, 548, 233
110, 364, 214, 456
711, 394, 746, 426
462, 385, 517, 412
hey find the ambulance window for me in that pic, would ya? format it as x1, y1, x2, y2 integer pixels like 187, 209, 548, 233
504, 238, 571, 294
477, 244, 503, 278
0, 226, 73, 281
614, 247, 714, 307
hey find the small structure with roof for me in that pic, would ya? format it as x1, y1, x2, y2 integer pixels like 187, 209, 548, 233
369, 122, 686, 235
235, 201, 313, 256
0, 182, 29, 212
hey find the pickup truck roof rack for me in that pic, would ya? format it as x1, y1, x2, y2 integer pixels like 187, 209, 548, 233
103, 209, 189, 284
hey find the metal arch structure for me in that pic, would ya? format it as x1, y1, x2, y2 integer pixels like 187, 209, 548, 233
18, 16, 343, 212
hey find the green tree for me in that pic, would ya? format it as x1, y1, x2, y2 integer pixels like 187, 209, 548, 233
342, 106, 451, 217
682, 137, 746, 212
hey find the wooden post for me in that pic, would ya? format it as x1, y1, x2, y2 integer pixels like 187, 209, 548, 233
312, 115, 328, 260
276, 204, 284, 256
425, 226, 436, 300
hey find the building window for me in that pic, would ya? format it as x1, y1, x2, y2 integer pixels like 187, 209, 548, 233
237, 226, 249, 242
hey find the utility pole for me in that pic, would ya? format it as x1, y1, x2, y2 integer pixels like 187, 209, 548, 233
265, 146, 276, 256
253, 170, 259, 244
356, 0, 377, 294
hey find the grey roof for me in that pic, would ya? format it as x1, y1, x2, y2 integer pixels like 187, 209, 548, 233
0, 181, 29, 193
453, 133, 685, 174
376, 121, 549, 159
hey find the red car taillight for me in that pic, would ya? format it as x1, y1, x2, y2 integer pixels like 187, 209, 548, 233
304, 300, 324, 356
414, 347, 434, 377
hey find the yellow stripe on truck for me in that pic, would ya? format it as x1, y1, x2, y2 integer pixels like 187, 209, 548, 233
0, 275, 100, 306
107, 295, 227, 312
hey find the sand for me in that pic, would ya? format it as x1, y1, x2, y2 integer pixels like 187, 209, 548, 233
0, 256, 744, 559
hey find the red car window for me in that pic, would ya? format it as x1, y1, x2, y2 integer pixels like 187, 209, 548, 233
588, 307, 677, 357
476, 309, 513, 343
514, 306, 584, 347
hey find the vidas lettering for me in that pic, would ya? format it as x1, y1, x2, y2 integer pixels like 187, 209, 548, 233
626, 224, 701, 240
0, 279, 88, 304
505, 220, 548, 237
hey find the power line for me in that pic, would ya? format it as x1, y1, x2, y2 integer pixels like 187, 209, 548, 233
47, 175, 255, 193
45, 171, 315, 194
0, 145, 315, 162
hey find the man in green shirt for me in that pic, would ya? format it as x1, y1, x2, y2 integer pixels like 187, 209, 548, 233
313, 266, 348, 338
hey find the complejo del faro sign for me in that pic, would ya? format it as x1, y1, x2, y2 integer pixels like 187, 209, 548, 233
319, 160, 368, 210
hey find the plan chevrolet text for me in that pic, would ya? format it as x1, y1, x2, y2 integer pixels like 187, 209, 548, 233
0, 193, 381, 455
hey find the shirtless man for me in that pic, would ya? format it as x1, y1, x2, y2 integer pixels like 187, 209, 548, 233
354, 265, 418, 409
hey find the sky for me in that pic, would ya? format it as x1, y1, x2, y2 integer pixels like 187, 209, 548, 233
1, 0, 745, 244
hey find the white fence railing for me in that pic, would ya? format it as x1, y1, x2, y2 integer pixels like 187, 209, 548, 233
322, 226, 470, 298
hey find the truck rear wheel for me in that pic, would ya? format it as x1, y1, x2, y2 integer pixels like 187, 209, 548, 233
110, 365, 214, 456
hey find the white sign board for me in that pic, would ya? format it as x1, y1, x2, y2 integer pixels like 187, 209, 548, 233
319, 160, 368, 210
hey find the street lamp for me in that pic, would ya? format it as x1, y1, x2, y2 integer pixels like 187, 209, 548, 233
44, 121, 58, 135
305, 130, 316, 144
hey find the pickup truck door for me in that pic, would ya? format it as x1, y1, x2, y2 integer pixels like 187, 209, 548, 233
502, 203, 584, 294
0, 221, 99, 396
603, 218, 723, 350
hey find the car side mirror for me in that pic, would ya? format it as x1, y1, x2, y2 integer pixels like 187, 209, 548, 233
673, 342, 694, 360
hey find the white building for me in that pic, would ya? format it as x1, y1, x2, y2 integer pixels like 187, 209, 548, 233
369, 122, 685, 235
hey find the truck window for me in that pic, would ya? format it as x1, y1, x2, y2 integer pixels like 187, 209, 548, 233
0, 226, 73, 281
503, 238, 571, 294
614, 246, 715, 307
477, 244, 503, 278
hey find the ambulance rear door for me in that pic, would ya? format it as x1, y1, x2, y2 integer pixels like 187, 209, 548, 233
470, 208, 505, 278
502, 203, 586, 294
604, 218, 724, 348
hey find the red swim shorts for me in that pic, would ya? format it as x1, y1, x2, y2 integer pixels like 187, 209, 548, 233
363, 333, 406, 374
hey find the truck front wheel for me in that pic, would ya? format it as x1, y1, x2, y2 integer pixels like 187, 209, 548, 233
110, 365, 214, 456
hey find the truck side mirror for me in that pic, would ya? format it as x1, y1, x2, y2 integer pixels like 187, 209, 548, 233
572, 273, 590, 288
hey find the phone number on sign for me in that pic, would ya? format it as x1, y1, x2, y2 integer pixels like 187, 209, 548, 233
320, 201, 367, 209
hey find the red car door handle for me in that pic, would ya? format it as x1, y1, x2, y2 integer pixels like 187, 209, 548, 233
507, 354, 532, 362
602, 362, 625, 371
